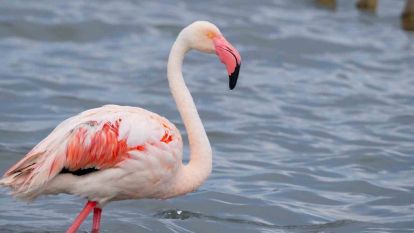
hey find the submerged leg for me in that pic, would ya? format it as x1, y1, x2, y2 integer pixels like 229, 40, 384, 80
66, 201, 97, 233
91, 207, 102, 233
356, 0, 378, 12
315, 0, 336, 9
402, 0, 414, 31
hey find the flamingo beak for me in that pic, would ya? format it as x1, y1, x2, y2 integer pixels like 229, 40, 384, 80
213, 36, 241, 90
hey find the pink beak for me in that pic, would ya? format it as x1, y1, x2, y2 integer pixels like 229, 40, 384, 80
213, 36, 242, 90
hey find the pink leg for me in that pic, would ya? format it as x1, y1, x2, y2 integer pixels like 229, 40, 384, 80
91, 207, 102, 233
66, 201, 97, 233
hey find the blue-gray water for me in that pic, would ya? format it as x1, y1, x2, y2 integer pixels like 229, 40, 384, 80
1, 0, 413, 232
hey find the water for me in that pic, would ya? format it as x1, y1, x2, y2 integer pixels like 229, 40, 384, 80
0, 0, 413, 232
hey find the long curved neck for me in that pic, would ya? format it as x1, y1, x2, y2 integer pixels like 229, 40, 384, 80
167, 34, 212, 197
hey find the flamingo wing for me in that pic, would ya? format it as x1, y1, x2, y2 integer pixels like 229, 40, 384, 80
1, 105, 182, 200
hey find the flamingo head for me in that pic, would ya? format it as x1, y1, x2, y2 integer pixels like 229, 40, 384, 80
181, 21, 242, 90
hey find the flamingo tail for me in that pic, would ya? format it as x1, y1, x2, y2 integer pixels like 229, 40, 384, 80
1, 149, 65, 201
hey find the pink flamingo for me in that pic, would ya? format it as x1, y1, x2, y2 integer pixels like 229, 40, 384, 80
0, 21, 241, 233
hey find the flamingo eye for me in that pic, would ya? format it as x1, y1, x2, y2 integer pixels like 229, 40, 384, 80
207, 31, 216, 39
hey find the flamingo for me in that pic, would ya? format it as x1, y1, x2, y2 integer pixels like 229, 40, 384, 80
0, 21, 241, 233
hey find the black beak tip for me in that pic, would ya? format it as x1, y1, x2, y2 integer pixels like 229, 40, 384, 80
228, 63, 241, 90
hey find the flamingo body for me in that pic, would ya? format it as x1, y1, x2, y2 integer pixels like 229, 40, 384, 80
2, 105, 183, 203
1, 21, 241, 232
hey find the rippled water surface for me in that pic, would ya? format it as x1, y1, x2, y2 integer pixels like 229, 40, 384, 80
1, 0, 414, 232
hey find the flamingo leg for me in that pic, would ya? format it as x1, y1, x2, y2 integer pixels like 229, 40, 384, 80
91, 207, 102, 233
66, 201, 97, 233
